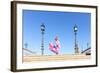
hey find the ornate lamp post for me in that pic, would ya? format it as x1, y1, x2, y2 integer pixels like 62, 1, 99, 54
41, 23, 45, 55
74, 24, 78, 54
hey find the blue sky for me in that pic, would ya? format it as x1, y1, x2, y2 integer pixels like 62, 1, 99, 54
22, 10, 91, 55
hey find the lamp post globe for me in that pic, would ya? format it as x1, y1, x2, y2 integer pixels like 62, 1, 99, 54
41, 23, 45, 32
74, 25, 78, 32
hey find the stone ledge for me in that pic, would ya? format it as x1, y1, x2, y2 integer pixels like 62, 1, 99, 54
23, 54, 91, 62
